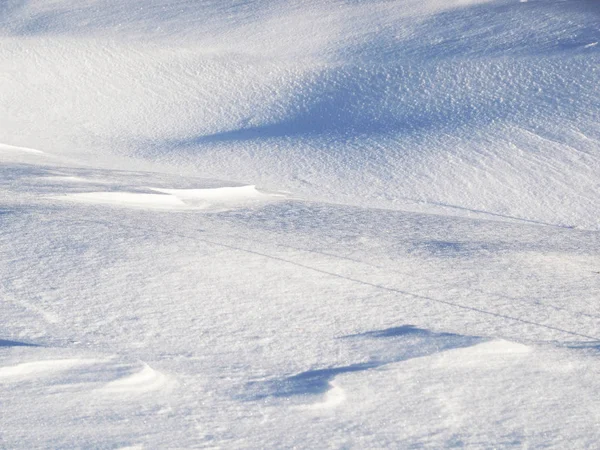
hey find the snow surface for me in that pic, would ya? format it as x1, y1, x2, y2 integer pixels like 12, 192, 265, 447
1, 0, 600, 448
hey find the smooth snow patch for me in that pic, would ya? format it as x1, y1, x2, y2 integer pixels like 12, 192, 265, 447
150, 185, 267, 201
0, 143, 45, 154
44, 175, 100, 183
56, 191, 186, 209
438, 339, 532, 369
465, 339, 531, 355
54, 185, 282, 210
149, 185, 280, 208
0, 359, 99, 380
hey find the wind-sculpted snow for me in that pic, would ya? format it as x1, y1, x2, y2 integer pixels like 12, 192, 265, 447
1, 154, 600, 447
1, 0, 599, 228
1, 0, 600, 448
54, 185, 282, 210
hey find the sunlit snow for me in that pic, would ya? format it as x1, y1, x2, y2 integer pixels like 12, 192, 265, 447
1, 0, 599, 448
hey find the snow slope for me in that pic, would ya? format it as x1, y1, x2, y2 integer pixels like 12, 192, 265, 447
1, 0, 600, 448
2, 0, 599, 228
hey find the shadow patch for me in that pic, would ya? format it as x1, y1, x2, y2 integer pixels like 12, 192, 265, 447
246, 325, 482, 401
0, 339, 38, 348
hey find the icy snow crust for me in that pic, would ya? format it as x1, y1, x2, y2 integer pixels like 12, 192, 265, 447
1, 0, 600, 448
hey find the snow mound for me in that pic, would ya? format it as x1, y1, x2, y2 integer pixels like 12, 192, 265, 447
101, 363, 169, 395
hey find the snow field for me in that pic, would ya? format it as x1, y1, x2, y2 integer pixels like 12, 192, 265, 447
1, 156, 600, 447
1, 0, 600, 448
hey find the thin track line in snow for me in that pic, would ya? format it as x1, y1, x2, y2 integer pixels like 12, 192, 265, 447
275, 242, 600, 322
196, 238, 600, 342
72, 217, 600, 342
299, 197, 581, 230
401, 198, 578, 229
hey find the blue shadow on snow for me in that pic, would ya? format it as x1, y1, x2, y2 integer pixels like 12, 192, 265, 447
246, 325, 482, 400
0, 339, 38, 348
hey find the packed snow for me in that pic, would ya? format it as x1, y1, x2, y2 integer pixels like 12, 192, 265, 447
1, 0, 599, 448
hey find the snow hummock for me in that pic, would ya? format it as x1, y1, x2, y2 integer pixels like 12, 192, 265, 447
101, 363, 169, 395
